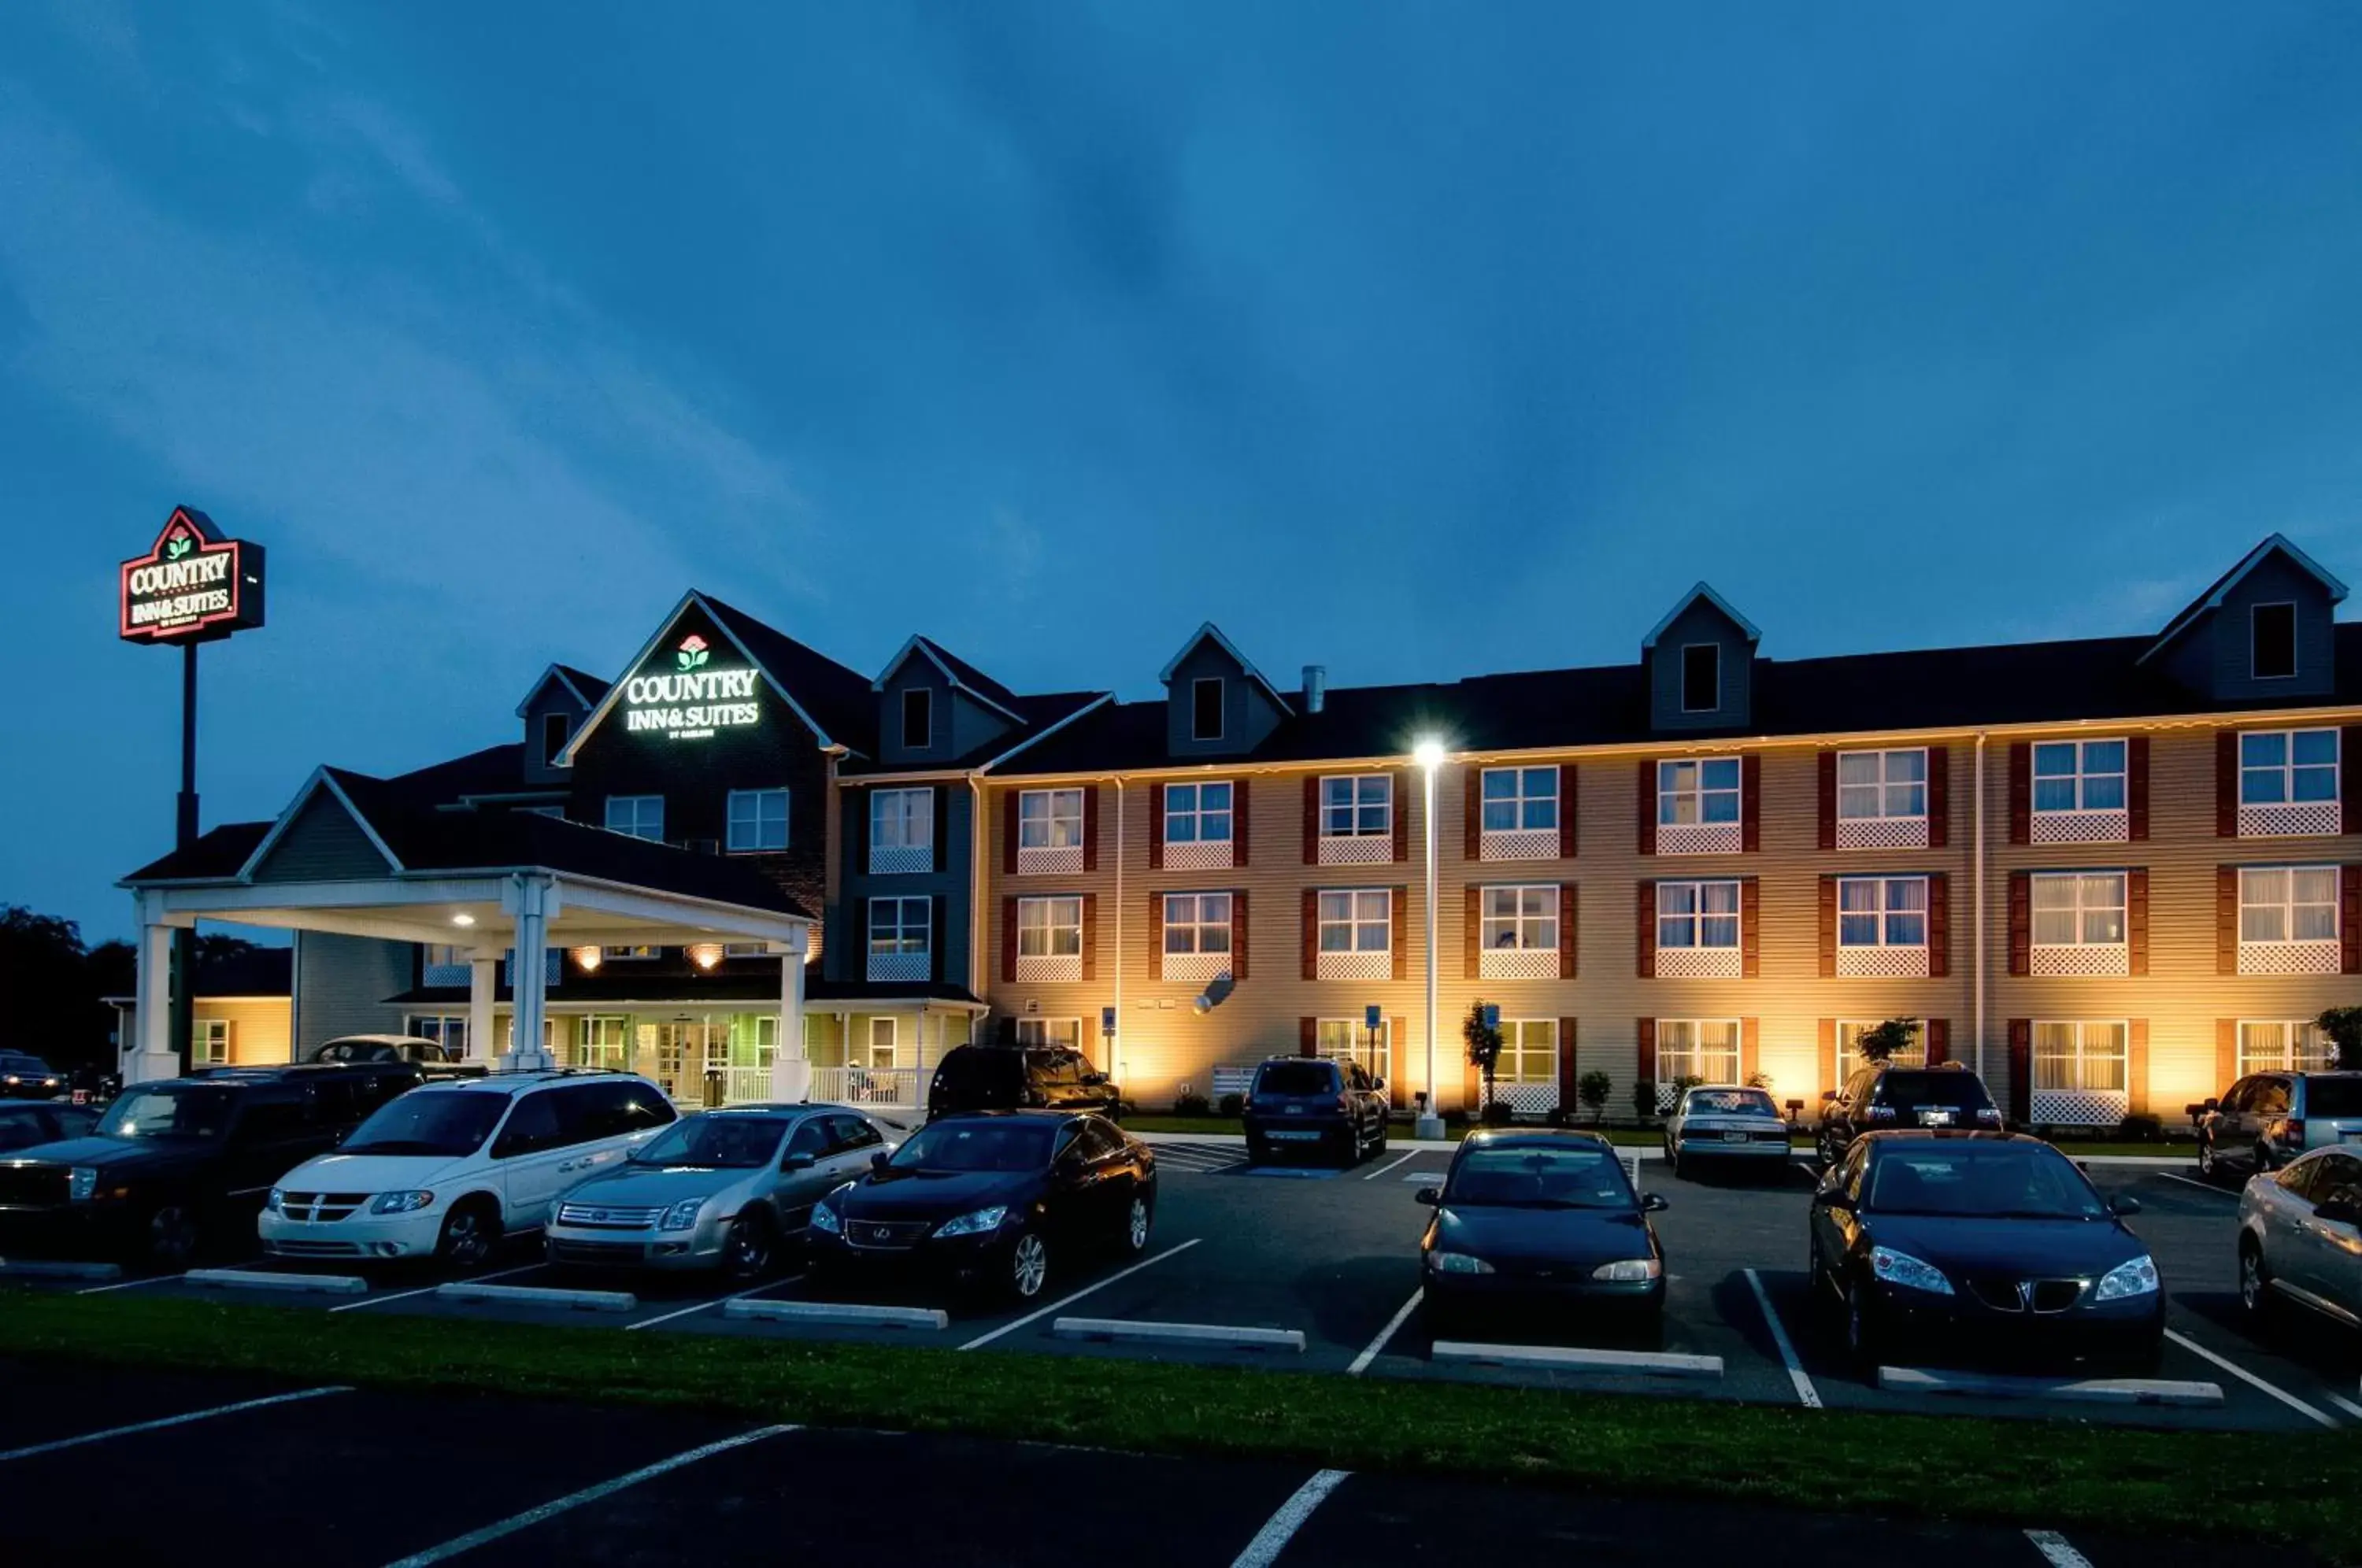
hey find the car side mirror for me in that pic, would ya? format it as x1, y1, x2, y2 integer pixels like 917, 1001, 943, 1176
783, 1152, 816, 1171
1820, 1090, 1838, 1104
1414, 1186, 1440, 1206
1640, 1193, 1669, 1214
869, 1151, 890, 1171
2108, 1194, 2142, 1217
2315, 1199, 2362, 1227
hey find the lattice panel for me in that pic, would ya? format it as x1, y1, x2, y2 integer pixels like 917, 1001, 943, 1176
2030, 945, 2128, 978
1317, 951, 1392, 981
1657, 1082, 1683, 1112
2241, 803, 2341, 838
1492, 1081, 1558, 1116
421, 963, 470, 988
1163, 840, 1234, 871
1654, 947, 1742, 979
868, 845, 931, 875
1017, 846, 1084, 876
2030, 1089, 2128, 1127
1015, 955, 1083, 984
1481, 948, 1560, 980
1837, 946, 1930, 978
1658, 823, 1742, 856
1836, 817, 1928, 850
2031, 810, 2128, 845
1161, 952, 1232, 984
865, 952, 929, 982
1482, 829, 1558, 861
2239, 940, 2341, 976
1319, 835, 1393, 865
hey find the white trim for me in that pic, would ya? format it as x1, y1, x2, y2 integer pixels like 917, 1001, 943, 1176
557, 590, 846, 761
724, 787, 790, 853
512, 663, 598, 719
232, 767, 405, 882
872, 634, 1025, 725
1155, 622, 1295, 716
1641, 581, 1761, 649
974, 693, 1114, 774
2141, 533, 2348, 664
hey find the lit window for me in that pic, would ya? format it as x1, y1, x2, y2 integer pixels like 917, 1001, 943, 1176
1835, 1019, 1924, 1078
2033, 1021, 2129, 1093
2238, 866, 2339, 944
1480, 886, 1558, 951
871, 789, 935, 856
1316, 1018, 1387, 1076
1480, 767, 1558, 833
1018, 789, 1086, 849
1836, 749, 1926, 820
1657, 759, 1740, 826
1497, 1019, 1559, 1085
2238, 1020, 2336, 1074
1838, 877, 1927, 948
1164, 782, 1234, 845
2031, 740, 2126, 814
194, 1019, 229, 1066
726, 788, 788, 852
1016, 897, 1083, 958
2031, 872, 2126, 947
1161, 893, 1233, 956
1320, 775, 1392, 838
2239, 730, 2338, 806
868, 897, 931, 956
605, 795, 664, 841
404, 1015, 469, 1056
1657, 1019, 1740, 1084
1657, 880, 1740, 949
1316, 889, 1392, 953
600, 945, 657, 961
867, 1016, 900, 1070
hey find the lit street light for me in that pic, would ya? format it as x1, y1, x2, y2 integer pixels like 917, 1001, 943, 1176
1412, 738, 1447, 1139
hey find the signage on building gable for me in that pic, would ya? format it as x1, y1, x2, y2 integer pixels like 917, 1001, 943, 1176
118, 506, 267, 644
620, 633, 762, 741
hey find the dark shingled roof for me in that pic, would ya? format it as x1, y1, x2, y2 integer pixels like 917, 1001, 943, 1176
382, 743, 542, 802
913, 635, 1024, 713
553, 664, 612, 704
122, 821, 272, 882
704, 593, 878, 756
842, 690, 1108, 776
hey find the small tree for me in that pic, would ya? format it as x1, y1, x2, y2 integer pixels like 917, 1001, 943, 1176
1857, 1018, 1919, 1064
2316, 1007, 2362, 1071
1578, 1070, 1612, 1125
1462, 1000, 1505, 1111
1632, 1077, 1660, 1122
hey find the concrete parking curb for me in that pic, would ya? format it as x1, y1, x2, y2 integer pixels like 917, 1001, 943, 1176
1431, 1341, 1723, 1378
1052, 1317, 1307, 1352
1142, 1131, 2203, 1167
1876, 1366, 2224, 1407
0, 1259, 123, 1281
434, 1281, 638, 1312
724, 1299, 949, 1330
185, 1268, 369, 1296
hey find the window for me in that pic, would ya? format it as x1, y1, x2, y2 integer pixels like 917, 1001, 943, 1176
1498, 1019, 1558, 1085
405, 1015, 468, 1056
1838, 877, 1927, 948
1480, 767, 1557, 833
2238, 866, 2339, 944
1480, 886, 1558, 951
866, 1017, 899, 1070
726, 788, 789, 852
868, 896, 931, 956
2238, 1020, 2337, 1075
1016, 897, 1084, 958
2031, 871, 2126, 947
1161, 893, 1233, 955
1016, 1018, 1082, 1049
1657, 759, 1740, 826
871, 789, 935, 868
1836, 1019, 1924, 1078
2033, 1021, 2129, 1094
722, 942, 766, 957
2240, 730, 2338, 806
605, 794, 664, 841
1837, 750, 1926, 820
577, 1015, 628, 1072
1657, 880, 1740, 949
194, 1019, 229, 1066
1316, 1018, 1388, 1077
2253, 601, 2297, 680
1018, 789, 1086, 849
1164, 781, 1233, 845
599, 945, 657, 960
1191, 677, 1224, 741
541, 712, 571, 765
2031, 740, 2126, 814
901, 687, 932, 749
1317, 889, 1392, 952
1321, 775, 1392, 837
1657, 1020, 1741, 1085
1680, 644, 1720, 712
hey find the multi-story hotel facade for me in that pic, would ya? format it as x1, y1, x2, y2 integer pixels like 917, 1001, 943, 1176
121, 535, 2362, 1128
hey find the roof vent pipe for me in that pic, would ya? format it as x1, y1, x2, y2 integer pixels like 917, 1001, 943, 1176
1302, 665, 1327, 714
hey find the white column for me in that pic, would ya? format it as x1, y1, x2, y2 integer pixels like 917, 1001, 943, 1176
128, 909, 180, 1085
502, 875, 555, 1071
769, 927, 811, 1102
467, 956, 498, 1065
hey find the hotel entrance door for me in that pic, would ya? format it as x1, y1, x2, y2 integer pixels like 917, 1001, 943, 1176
631, 1020, 724, 1102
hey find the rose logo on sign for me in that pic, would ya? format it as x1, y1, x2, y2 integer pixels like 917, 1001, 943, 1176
676, 634, 710, 672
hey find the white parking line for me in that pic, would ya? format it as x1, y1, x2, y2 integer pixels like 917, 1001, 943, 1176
2327, 1389, 2362, 1422
957, 1238, 1201, 1352
2157, 1173, 2235, 1196
626, 1277, 803, 1333
1347, 1287, 1423, 1376
1230, 1468, 1351, 1568
382, 1425, 798, 1567
2162, 1329, 2340, 1428
0, 1385, 351, 1463
328, 1263, 542, 1313
1743, 1267, 1822, 1410
76, 1273, 183, 1296
1362, 1150, 1421, 1182
2025, 1529, 2094, 1568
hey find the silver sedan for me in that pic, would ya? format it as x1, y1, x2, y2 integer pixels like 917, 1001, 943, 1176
545, 1103, 898, 1278
2237, 1145, 2362, 1331
1663, 1085, 1794, 1178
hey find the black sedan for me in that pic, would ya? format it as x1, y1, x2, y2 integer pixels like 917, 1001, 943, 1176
1808, 1131, 2164, 1373
808, 1111, 1155, 1302
1416, 1130, 1668, 1337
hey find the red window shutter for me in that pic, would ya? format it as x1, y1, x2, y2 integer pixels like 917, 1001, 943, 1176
1637, 760, 1657, 856
2216, 730, 2238, 838
2127, 868, 2149, 976
2216, 1019, 2238, 1089
1147, 889, 1164, 974
1926, 745, 1949, 850
1559, 883, 1579, 980
2127, 737, 2150, 842
1741, 755, 1762, 852
1080, 892, 1098, 981
1464, 765, 1483, 862
2007, 871, 2030, 976
2217, 866, 2239, 975
1299, 1017, 1316, 1058
1000, 897, 1018, 983
1463, 886, 1481, 981
1301, 889, 1318, 980
1927, 874, 1950, 979
1233, 778, 1252, 865
1816, 1019, 1835, 1098
1391, 886, 1408, 982
1393, 770, 1412, 864
1925, 1019, 1949, 1067
1557, 1018, 1579, 1111
1002, 793, 1020, 875
1816, 752, 1836, 851
1231, 890, 1249, 982
1635, 880, 1657, 978
1739, 876, 1760, 978
2345, 866, 2362, 976
1301, 777, 1320, 865
1082, 786, 1100, 873
1558, 764, 1579, 860
2128, 1020, 2149, 1115
1817, 875, 1837, 978
2008, 743, 2031, 845
2007, 1019, 2032, 1125
2346, 728, 2362, 834
1148, 782, 1165, 871
1741, 1018, 1760, 1082
1636, 1018, 1657, 1085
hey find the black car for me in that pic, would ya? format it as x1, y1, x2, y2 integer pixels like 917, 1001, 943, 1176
1242, 1056, 1390, 1166
1816, 1062, 2003, 1165
809, 1111, 1155, 1301
0, 1101, 99, 1155
1807, 1131, 2164, 1372
926, 1045, 1121, 1121
0, 1063, 422, 1269
1416, 1129, 1667, 1337
0, 1053, 65, 1100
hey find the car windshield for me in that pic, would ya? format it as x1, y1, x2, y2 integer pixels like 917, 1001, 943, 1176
1864, 1144, 2105, 1219
1875, 1072, 1991, 1112
2, 1056, 56, 1074
933, 1052, 1013, 1091
339, 1091, 508, 1158
1684, 1089, 1779, 1118
96, 1085, 237, 1141
888, 1119, 1055, 1173
631, 1115, 790, 1169
2305, 1078, 2362, 1118
1445, 1145, 1635, 1210
1255, 1062, 1338, 1096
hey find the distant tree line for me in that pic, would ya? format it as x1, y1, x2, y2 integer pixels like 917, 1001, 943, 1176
0, 905, 257, 1071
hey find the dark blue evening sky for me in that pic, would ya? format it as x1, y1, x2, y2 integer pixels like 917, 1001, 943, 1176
6, 3, 2361, 937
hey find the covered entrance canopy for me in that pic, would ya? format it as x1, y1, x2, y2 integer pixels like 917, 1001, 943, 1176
118, 767, 816, 1090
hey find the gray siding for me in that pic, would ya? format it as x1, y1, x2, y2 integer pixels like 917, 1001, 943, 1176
1165, 641, 1283, 757
2158, 552, 2337, 701
876, 658, 1012, 766
831, 783, 975, 986
293, 931, 414, 1057
1647, 598, 1754, 731
520, 682, 590, 787
250, 791, 394, 882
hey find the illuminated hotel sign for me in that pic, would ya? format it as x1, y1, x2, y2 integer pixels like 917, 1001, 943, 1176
118, 506, 268, 644
623, 634, 761, 740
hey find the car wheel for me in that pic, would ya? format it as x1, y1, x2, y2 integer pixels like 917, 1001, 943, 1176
1843, 1276, 1883, 1372
1007, 1231, 1050, 1300
2197, 1138, 2219, 1182
2238, 1237, 2273, 1322
1372, 1119, 1389, 1156
146, 1204, 200, 1271
1124, 1193, 1153, 1254
435, 1202, 499, 1274
1245, 1133, 1268, 1166
723, 1210, 776, 1281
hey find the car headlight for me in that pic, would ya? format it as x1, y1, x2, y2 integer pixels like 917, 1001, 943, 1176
935, 1206, 1008, 1238
1592, 1258, 1663, 1282
265, 1188, 283, 1214
660, 1198, 706, 1232
2094, 1254, 2160, 1302
1427, 1251, 1495, 1275
368, 1191, 435, 1215
1869, 1245, 1953, 1295
809, 1203, 842, 1235
68, 1167, 97, 1201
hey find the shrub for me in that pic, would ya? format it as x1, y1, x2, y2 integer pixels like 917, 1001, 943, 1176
1545, 1104, 1574, 1127
2317, 1006, 2362, 1071
1631, 1078, 1659, 1122
1577, 1071, 1612, 1124
2113, 1113, 2164, 1143
1857, 1019, 1918, 1063
1172, 1092, 1212, 1117
1216, 1092, 1244, 1119
1479, 1099, 1516, 1127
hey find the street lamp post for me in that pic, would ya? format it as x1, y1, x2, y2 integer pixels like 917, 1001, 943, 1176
1412, 739, 1447, 1140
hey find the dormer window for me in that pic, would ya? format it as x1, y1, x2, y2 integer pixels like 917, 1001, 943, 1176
1191, 678, 1224, 741
541, 712, 571, 765
1680, 645, 1719, 712
901, 688, 932, 749
2252, 602, 2297, 680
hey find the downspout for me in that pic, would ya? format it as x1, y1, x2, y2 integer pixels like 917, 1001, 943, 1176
1974, 730, 1988, 1082
969, 775, 988, 1009
1113, 777, 1125, 1086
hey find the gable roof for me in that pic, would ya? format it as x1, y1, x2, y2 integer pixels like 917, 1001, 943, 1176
1642, 582, 1762, 650
872, 634, 1025, 724
842, 690, 1109, 776
234, 767, 405, 879
1156, 623, 1294, 716
2139, 534, 2350, 665
513, 663, 611, 718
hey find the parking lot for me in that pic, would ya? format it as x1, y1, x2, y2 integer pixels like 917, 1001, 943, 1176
11, 1139, 2360, 1438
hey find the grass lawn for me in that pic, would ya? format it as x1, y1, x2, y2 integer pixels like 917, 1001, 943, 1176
4, 1289, 2353, 1554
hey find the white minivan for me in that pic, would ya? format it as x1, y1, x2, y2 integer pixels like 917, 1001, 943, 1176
259, 1071, 676, 1268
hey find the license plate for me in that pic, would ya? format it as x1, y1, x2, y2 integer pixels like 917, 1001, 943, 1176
1721, 1131, 1749, 1144
1268, 1130, 1322, 1142
1918, 1110, 1955, 1126
1283, 1105, 1304, 1115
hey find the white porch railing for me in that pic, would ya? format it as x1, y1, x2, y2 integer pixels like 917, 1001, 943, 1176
718, 1066, 774, 1104
811, 1065, 923, 1107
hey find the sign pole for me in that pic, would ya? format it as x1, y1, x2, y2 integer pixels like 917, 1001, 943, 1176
169, 642, 199, 1076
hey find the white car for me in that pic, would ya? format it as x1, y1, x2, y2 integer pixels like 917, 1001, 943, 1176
259, 1071, 676, 1269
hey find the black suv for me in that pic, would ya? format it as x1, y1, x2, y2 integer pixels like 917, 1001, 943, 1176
0, 1063, 421, 1269
927, 1045, 1122, 1121
1243, 1056, 1390, 1166
0, 1053, 65, 1100
1817, 1063, 2002, 1167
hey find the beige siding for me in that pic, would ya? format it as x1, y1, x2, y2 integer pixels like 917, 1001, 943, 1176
119, 998, 294, 1067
